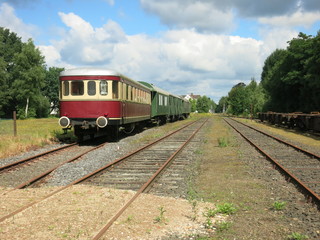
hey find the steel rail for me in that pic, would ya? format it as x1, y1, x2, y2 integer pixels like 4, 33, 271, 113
224, 118, 320, 206
3, 142, 107, 194
91, 119, 208, 240
0, 143, 77, 172
230, 117, 320, 160
0, 120, 197, 223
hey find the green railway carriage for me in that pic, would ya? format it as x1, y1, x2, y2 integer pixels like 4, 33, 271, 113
139, 81, 169, 122
139, 81, 190, 123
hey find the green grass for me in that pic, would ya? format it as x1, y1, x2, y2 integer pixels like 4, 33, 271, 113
272, 201, 287, 211
218, 136, 230, 147
287, 232, 309, 240
0, 118, 68, 158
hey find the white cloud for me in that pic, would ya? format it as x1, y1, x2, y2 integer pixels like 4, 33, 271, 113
104, 0, 115, 6
56, 12, 127, 65
0, 3, 37, 41
140, 0, 235, 33
259, 9, 320, 28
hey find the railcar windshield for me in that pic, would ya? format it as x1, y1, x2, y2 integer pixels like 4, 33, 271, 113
100, 80, 108, 95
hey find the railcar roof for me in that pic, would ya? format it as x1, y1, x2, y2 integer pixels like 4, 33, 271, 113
138, 81, 170, 96
60, 68, 151, 90
60, 68, 121, 77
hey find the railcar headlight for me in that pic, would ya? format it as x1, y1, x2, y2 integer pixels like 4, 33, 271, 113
59, 116, 70, 127
96, 116, 108, 128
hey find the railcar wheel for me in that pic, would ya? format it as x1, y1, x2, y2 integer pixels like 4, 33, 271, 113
123, 123, 135, 134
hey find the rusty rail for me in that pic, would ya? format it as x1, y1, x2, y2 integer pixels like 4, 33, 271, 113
0, 143, 77, 172
224, 118, 320, 206
231, 117, 320, 160
91, 119, 208, 239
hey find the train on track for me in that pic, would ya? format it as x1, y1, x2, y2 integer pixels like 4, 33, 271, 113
258, 112, 320, 132
58, 68, 191, 139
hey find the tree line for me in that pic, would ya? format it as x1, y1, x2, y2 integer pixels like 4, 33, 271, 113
216, 31, 320, 116
0, 28, 63, 119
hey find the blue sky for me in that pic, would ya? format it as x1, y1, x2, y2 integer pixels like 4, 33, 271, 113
1, 0, 320, 102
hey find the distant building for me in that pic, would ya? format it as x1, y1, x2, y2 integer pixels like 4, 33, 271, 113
182, 93, 201, 101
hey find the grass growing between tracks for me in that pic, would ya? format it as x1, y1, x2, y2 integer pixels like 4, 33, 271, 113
190, 115, 306, 239
0, 118, 66, 159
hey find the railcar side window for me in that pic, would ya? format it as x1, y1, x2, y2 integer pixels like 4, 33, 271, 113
88, 81, 96, 96
71, 81, 84, 95
159, 95, 163, 106
112, 81, 118, 99
100, 81, 108, 95
63, 81, 69, 96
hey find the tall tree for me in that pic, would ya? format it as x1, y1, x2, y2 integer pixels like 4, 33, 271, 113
12, 39, 47, 118
196, 96, 215, 113
0, 28, 23, 117
227, 83, 249, 115
216, 96, 228, 113
261, 32, 320, 112
246, 78, 265, 116
43, 67, 64, 113
261, 49, 287, 111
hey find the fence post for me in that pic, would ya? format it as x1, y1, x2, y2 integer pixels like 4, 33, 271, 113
13, 111, 17, 137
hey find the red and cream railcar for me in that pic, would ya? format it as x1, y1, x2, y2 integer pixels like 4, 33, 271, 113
58, 68, 151, 139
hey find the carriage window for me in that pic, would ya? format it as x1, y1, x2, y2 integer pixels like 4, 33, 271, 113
88, 81, 96, 96
63, 81, 69, 96
159, 95, 163, 106
100, 81, 108, 95
112, 81, 118, 99
71, 81, 84, 95
164, 96, 168, 106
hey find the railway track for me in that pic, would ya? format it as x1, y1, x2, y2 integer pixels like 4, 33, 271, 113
83, 120, 204, 192
0, 118, 207, 235
89, 118, 207, 239
0, 140, 107, 191
224, 117, 320, 207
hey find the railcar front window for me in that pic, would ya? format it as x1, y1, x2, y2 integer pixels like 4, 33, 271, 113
71, 81, 84, 96
88, 81, 96, 96
63, 81, 69, 96
100, 81, 108, 95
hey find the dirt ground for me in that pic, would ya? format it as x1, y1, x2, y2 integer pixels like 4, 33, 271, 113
0, 115, 319, 239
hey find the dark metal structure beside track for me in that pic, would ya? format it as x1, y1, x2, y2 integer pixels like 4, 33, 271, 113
258, 112, 320, 132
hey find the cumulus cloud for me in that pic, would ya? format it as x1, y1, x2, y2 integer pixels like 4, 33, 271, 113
0, 3, 37, 41
104, 29, 265, 100
140, 0, 320, 34
56, 12, 127, 65
259, 9, 320, 28
140, 0, 235, 33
